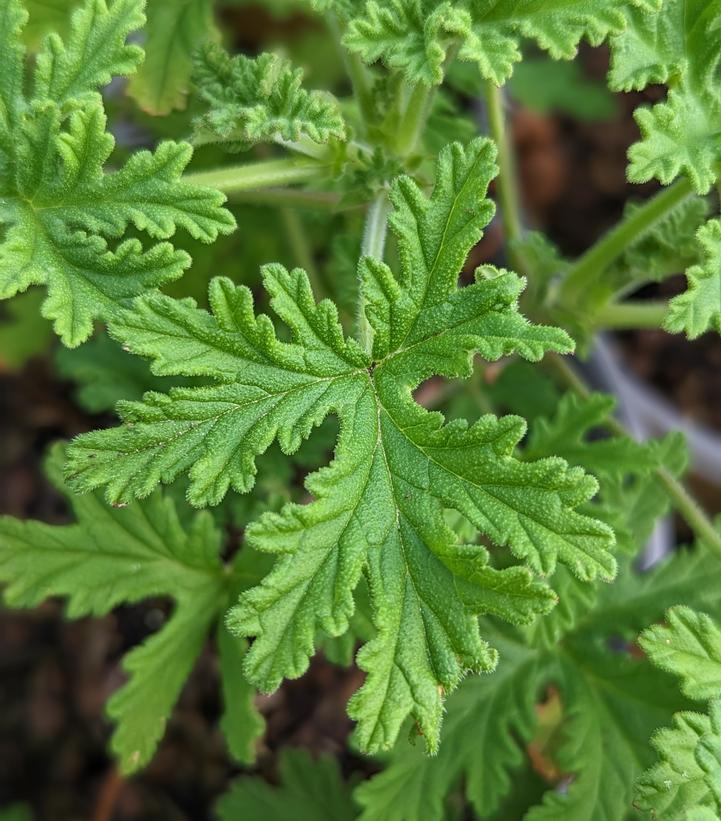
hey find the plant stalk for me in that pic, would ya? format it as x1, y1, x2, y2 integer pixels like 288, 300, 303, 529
184, 157, 325, 195
559, 178, 694, 303
358, 191, 391, 354
224, 188, 345, 210
545, 352, 721, 559
594, 300, 668, 330
281, 208, 322, 295
395, 82, 434, 157
327, 12, 375, 131
483, 81, 523, 253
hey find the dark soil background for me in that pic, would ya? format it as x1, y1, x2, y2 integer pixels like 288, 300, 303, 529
2, 8, 721, 820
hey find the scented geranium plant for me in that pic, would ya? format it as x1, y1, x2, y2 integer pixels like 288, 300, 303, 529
2, 0, 721, 817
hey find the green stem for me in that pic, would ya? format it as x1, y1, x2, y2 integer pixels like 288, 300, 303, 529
184, 157, 325, 194
327, 12, 375, 130
594, 300, 668, 330
358, 191, 391, 354
545, 352, 721, 559
281, 208, 322, 295
225, 188, 345, 210
483, 81, 523, 252
395, 82, 434, 157
560, 178, 694, 303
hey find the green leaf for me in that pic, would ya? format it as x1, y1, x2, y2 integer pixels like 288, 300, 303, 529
128, 0, 218, 115
0, 444, 228, 773
344, 0, 647, 87
526, 649, 685, 821
108, 588, 219, 774
67, 138, 612, 754
636, 700, 721, 820
0, 0, 235, 346
525, 392, 657, 482
192, 44, 346, 151
358, 390, 695, 817
33, 0, 145, 105
640, 606, 721, 702
216, 748, 357, 821
666, 219, 721, 339
612, 0, 721, 193
217, 622, 265, 765
354, 632, 539, 821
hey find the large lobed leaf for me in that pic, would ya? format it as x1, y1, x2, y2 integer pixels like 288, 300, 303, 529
0, 0, 235, 346
66, 138, 614, 754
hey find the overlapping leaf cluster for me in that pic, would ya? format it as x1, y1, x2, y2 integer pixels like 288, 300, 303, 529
0, 0, 234, 346
610, 0, 721, 340
335, 0, 659, 86
65, 137, 616, 753
356, 383, 697, 820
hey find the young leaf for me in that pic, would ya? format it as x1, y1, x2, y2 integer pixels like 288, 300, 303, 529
666, 219, 721, 339
344, 0, 650, 87
67, 138, 613, 754
0, 444, 231, 774
0, 0, 235, 346
193, 44, 346, 151
611, 0, 721, 193
128, 0, 219, 115
640, 606, 721, 702
216, 748, 357, 821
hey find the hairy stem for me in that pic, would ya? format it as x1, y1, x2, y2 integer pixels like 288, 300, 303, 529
184, 157, 325, 194
358, 191, 391, 353
559, 178, 694, 302
226, 188, 346, 210
594, 300, 668, 330
281, 208, 323, 296
545, 352, 721, 558
328, 12, 375, 131
395, 82, 434, 157
483, 81, 523, 253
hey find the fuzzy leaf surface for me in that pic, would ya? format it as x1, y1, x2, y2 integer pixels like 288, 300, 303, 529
357, 389, 688, 819
636, 700, 721, 819
344, 0, 653, 86
611, 0, 721, 193
666, 219, 721, 339
640, 606, 721, 702
193, 44, 346, 151
67, 138, 613, 753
